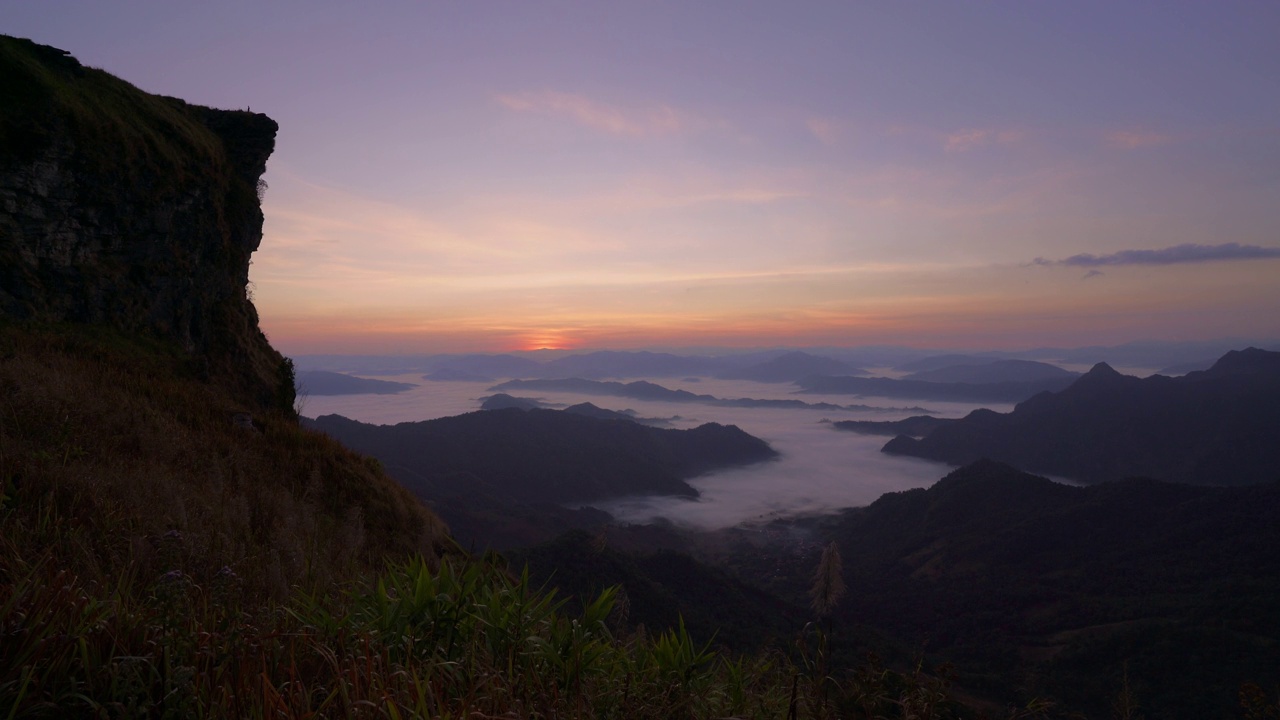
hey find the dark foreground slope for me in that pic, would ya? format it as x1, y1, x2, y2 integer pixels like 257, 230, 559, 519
823, 460, 1280, 719
0, 330, 806, 719
884, 348, 1280, 484
0, 325, 453, 595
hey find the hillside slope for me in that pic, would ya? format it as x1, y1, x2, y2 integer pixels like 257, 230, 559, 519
309, 408, 777, 506
821, 460, 1280, 718
0, 31, 458, 599
307, 408, 778, 549
884, 348, 1280, 484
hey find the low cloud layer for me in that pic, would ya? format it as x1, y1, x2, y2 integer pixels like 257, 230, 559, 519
306, 375, 998, 530
1035, 243, 1280, 268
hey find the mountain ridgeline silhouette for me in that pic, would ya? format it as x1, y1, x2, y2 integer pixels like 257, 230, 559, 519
490, 377, 929, 412
882, 348, 1280, 485
308, 408, 777, 505
306, 408, 779, 548
815, 459, 1280, 718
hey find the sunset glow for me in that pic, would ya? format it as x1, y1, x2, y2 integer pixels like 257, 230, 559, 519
8, 2, 1279, 353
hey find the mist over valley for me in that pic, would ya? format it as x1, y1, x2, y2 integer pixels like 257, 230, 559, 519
299, 349, 1126, 535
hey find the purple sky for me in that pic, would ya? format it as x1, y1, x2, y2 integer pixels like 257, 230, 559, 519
6, 2, 1280, 352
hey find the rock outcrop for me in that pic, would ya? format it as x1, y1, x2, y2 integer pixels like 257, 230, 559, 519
0, 36, 292, 411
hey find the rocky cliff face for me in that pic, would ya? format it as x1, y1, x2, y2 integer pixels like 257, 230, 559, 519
0, 36, 292, 411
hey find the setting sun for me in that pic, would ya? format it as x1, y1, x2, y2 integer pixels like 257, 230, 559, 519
517, 330, 580, 352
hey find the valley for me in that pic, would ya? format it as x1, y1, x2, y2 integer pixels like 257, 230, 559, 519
298, 351, 1280, 718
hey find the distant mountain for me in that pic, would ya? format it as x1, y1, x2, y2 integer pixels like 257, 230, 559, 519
536, 350, 724, 379
883, 348, 1280, 485
1156, 358, 1216, 376
423, 367, 497, 382
491, 377, 930, 413
561, 402, 639, 422
716, 351, 869, 382
1033, 338, 1280, 369
296, 370, 417, 395
892, 353, 999, 373
479, 395, 669, 425
307, 408, 777, 506
816, 459, 1280, 719
901, 359, 1077, 384
494, 377, 710, 402
831, 415, 952, 438
426, 353, 542, 379
795, 375, 1074, 403
479, 393, 550, 410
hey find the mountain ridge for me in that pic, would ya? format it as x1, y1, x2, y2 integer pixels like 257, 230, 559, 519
817, 459, 1280, 718
307, 408, 777, 502
883, 347, 1280, 484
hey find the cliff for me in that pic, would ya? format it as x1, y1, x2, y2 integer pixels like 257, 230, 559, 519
0, 33, 454, 602
0, 36, 291, 411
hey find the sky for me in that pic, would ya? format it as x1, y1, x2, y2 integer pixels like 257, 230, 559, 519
6, 2, 1280, 354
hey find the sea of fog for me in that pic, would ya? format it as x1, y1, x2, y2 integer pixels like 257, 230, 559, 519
303, 376, 1013, 530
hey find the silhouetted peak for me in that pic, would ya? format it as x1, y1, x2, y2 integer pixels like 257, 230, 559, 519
1203, 347, 1280, 377
480, 393, 541, 411
1065, 361, 1131, 393
1086, 361, 1121, 377
930, 460, 1065, 506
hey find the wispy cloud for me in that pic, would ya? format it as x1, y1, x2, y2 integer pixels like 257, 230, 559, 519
496, 91, 720, 137
944, 128, 1025, 153
1105, 129, 1175, 149
1034, 243, 1280, 267
945, 129, 991, 153
806, 116, 842, 145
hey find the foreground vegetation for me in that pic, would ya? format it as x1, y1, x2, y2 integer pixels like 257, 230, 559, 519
4, 550, 793, 718
0, 323, 1043, 719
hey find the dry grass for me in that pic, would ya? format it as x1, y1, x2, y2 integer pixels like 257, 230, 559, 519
0, 322, 797, 718
0, 323, 451, 602
0, 322, 1015, 718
